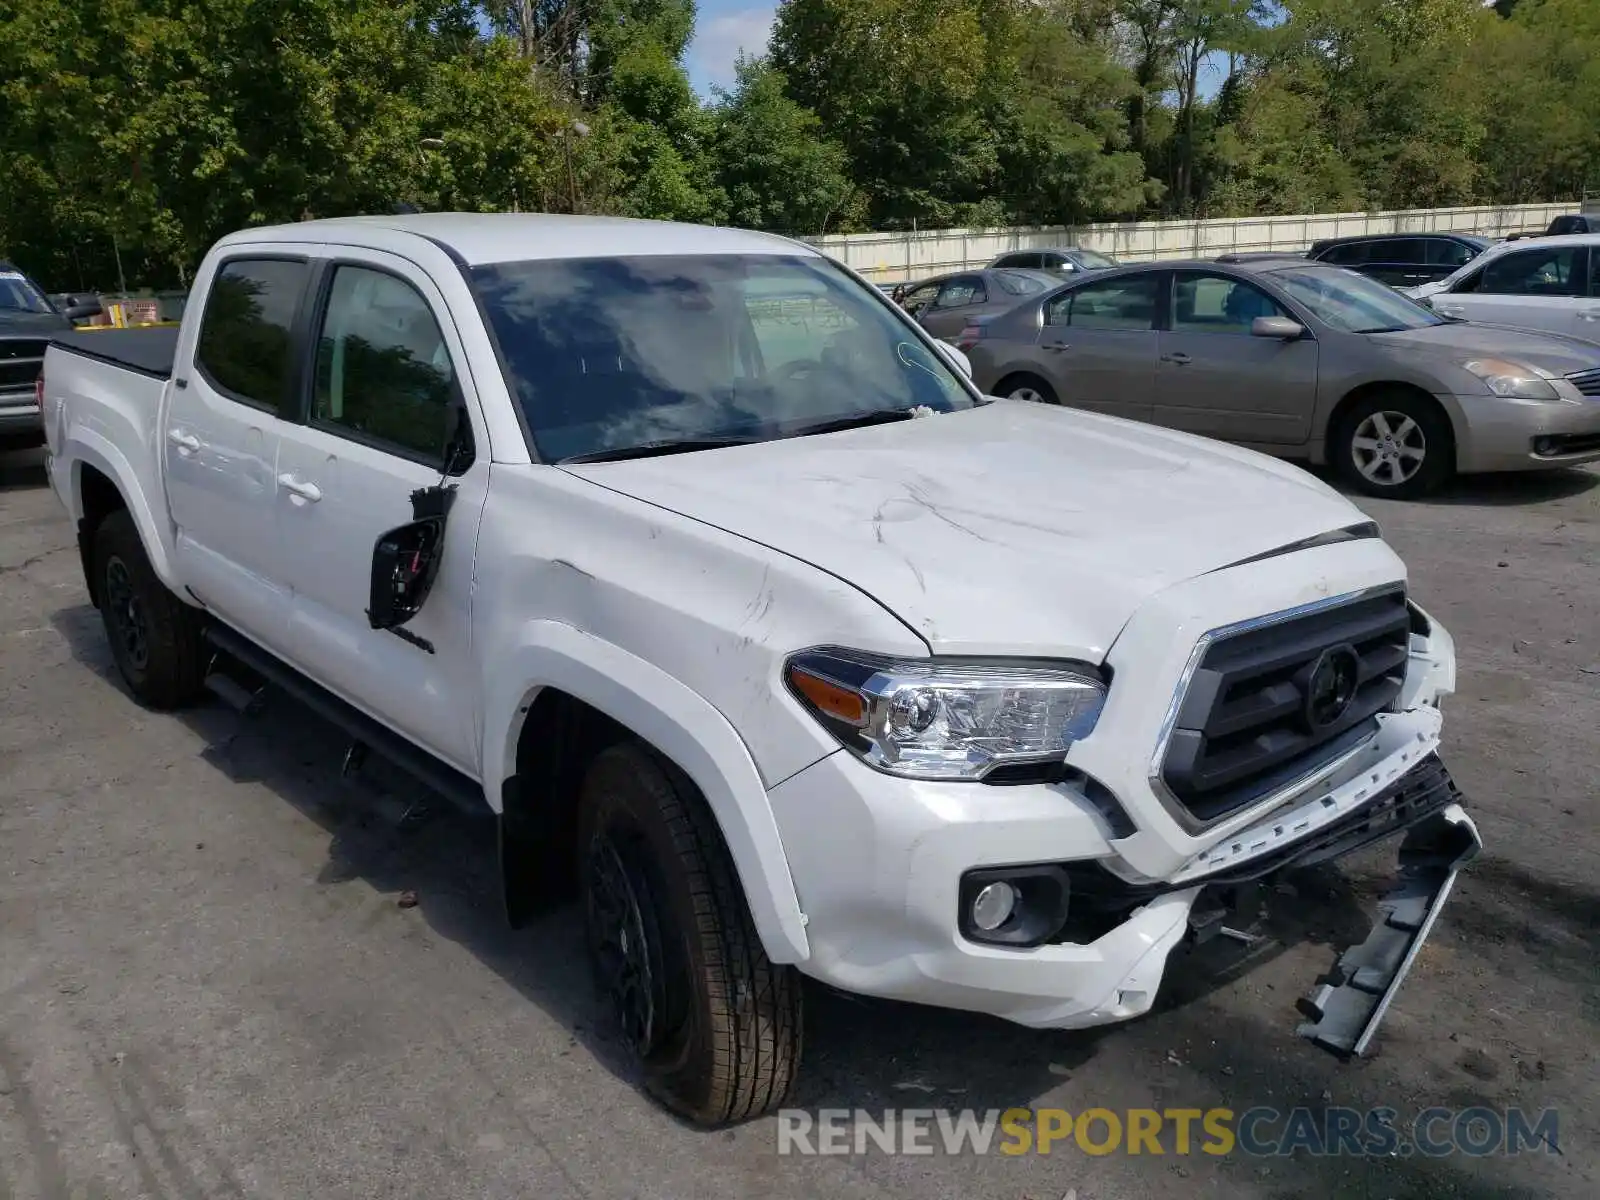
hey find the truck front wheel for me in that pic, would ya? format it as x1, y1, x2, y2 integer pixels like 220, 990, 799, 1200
576, 741, 802, 1126
92, 510, 207, 709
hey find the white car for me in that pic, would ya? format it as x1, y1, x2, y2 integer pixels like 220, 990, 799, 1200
1403, 233, 1600, 341
40, 214, 1478, 1125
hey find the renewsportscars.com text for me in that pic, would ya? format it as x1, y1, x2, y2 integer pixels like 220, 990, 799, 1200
775, 1106, 1560, 1158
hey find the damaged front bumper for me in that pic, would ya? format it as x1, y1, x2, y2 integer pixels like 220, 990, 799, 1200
1295, 798, 1480, 1056
1070, 752, 1480, 1054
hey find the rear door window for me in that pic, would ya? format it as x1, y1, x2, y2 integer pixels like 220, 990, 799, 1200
195, 259, 309, 411
1366, 239, 1426, 264
935, 276, 987, 307
993, 252, 1039, 269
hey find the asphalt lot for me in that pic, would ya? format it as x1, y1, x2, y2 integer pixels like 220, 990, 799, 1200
1, 444, 1596, 1200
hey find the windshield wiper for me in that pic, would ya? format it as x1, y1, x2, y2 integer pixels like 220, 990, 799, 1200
558, 436, 761, 464
784, 408, 922, 439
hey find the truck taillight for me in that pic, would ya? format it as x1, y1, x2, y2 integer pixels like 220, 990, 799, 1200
955, 325, 982, 351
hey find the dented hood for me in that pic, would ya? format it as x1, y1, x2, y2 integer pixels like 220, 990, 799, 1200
563, 401, 1373, 659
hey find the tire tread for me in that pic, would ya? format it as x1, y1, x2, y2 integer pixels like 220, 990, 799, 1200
583, 743, 801, 1125
93, 510, 207, 709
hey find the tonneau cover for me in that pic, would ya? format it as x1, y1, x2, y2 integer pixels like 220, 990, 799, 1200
51, 326, 179, 380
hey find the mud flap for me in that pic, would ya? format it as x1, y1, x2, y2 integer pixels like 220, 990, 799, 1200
1296, 802, 1481, 1057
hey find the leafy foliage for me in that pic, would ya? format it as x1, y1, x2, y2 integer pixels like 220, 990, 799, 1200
2, 0, 1596, 290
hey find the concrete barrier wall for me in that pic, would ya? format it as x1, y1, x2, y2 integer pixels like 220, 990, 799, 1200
806, 202, 1573, 283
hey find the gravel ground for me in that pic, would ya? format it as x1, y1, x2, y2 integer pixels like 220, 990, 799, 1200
1, 445, 1595, 1200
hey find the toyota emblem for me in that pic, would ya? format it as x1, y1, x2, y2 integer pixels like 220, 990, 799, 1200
1305, 645, 1360, 730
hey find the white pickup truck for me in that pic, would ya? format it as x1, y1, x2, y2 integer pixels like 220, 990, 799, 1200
41, 214, 1479, 1125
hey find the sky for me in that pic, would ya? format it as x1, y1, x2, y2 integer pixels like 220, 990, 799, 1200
685, 2, 777, 96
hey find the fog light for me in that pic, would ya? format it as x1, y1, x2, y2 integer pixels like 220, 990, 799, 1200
959, 865, 1071, 946
971, 881, 1017, 931
1533, 436, 1558, 456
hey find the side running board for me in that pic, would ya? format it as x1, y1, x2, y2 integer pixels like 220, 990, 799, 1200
1297, 802, 1481, 1057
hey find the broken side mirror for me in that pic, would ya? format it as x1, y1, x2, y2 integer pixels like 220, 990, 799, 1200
367, 484, 457, 636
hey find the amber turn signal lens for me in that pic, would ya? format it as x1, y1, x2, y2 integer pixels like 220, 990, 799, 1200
787, 666, 867, 727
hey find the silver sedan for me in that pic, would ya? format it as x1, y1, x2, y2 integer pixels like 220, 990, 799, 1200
896, 268, 1061, 342
961, 260, 1600, 497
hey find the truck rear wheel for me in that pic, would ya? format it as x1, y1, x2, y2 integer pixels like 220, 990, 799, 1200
577, 741, 801, 1126
92, 510, 207, 709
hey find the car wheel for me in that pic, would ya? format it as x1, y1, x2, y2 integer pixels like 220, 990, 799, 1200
1332, 393, 1454, 499
997, 374, 1060, 406
577, 741, 801, 1126
92, 509, 207, 708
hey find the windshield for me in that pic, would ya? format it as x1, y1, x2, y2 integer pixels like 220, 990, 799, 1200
1267, 265, 1446, 334
1072, 250, 1118, 270
472, 254, 975, 463
0, 270, 55, 314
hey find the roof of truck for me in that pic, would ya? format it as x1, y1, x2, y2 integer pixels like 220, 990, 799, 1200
223, 213, 818, 267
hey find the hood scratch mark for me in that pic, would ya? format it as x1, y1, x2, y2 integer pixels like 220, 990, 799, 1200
904, 484, 996, 544
904, 556, 926, 592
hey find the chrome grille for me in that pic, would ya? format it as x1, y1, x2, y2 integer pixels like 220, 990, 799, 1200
0, 338, 46, 394
1158, 588, 1410, 825
1566, 367, 1600, 398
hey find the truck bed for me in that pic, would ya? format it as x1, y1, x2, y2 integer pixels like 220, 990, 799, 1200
51, 326, 179, 380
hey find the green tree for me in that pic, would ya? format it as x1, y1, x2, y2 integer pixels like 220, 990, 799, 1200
771, 0, 1000, 228
1475, 0, 1600, 202
708, 59, 860, 235
589, 13, 725, 222
985, 0, 1154, 223
0, 0, 570, 289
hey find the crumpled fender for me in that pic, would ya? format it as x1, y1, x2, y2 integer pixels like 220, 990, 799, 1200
482, 619, 811, 964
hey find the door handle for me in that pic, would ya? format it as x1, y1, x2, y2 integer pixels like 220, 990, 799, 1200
1161, 352, 1192, 365
1043, 342, 1070, 352
277, 473, 323, 503
1577, 310, 1600, 323
1435, 304, 1465, 319
167, 429, 200, 454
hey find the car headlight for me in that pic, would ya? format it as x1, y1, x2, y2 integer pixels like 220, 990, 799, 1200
785, 648, 1106, 780
1461, 358, 1560, 400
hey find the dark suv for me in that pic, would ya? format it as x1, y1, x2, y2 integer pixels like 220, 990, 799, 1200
1305, 234, 1493, 288
1, 262, 101, 447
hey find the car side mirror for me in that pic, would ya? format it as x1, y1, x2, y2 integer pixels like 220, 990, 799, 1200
1251, 316, 1306, 340
934, 340, 972, 377
65, 300, 103, 322
367, 485, 457, 637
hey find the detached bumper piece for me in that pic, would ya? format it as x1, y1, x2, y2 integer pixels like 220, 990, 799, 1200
1296, 787, 1481, 1058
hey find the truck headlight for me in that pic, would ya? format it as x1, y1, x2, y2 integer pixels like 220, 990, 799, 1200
1461, 358, 1561, 401
785, 648, 1106, 780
